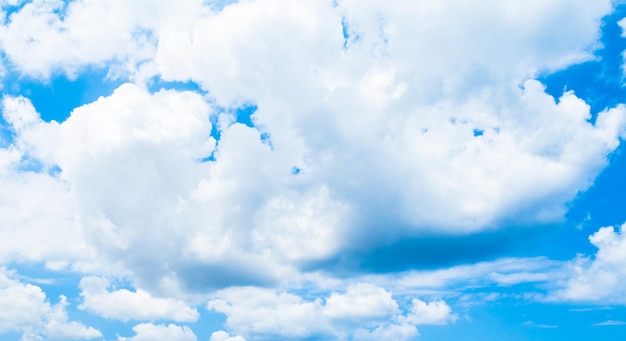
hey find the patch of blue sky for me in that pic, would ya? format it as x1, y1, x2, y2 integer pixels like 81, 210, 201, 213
233, 102, 257, 128
146, 76, 207, 96
187, 308, 227, 341
1, 0, 29, 24
8, 262, 83, 304
340, 16, 360, 50
77, 313, 134, 341
427, 301, 626, 341
203, 102, 260, 162
567, 143, 626, 228
0, 115, 11, 147
341, 17, 350, 49
291, 165, 302, 175
207, 0, 239, 11
0, 331, 22, 340
2, 66, 123, 123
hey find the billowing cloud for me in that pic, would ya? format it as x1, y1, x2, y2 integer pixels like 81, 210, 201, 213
0, 268, 101, 340
117, 323, 197, 341
0, 0, 624, 295
0, 0, 626, 339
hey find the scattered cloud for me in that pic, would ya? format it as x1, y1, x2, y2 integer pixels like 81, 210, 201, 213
0, 0, 625, 339
0, 268, 101, 340
522, 320, 558, 329
207, 283, 455, 340
556, 224, 626, 304
117, 323, 197, 341
78, 276, 199, 322
209, 331, 246, 341
591, 320, 626, 327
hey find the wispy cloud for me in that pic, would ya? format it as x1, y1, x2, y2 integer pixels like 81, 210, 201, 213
522, 321, 558, 329
592, 320, 626, 327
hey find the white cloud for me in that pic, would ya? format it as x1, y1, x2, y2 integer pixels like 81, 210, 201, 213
78, 276, 199, 322
0, 0, 624, 331
209, 331, 246, 341
352, 323, 419, 341
619, 17, 626, 74
207, 283, 455, 340
592, 320, 626, 327
207, 286, 328, 339
387, 257, 562, 293
0, 0, 209, 79
117, 323, 197, 341
0, 1, 622, 294
0, 268, 101, 340
521, 320, 558, 329
403, 299, 458, 325
152, 0, 626, 246
556, 223, 626, 304
0, 97, 92, 265
323, 283, 399, 321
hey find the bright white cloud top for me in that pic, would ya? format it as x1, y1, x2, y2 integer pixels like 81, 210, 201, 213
1, 0, 626, 340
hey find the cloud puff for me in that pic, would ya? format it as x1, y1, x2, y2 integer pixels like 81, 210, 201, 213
207, 283, 455, 340
117, 323, 197, 341
209, 331, 246, 341
78, 276, 199, 322
557, 223, 626, 304
0, 268, 101, 340
323, 283, 400, 321
403, 299, 458, 325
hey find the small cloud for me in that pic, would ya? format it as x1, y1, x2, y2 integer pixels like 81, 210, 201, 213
521, 321, 558, 329
569, 306, 613, 312
619, 17, 626, 38
592, 320, 626, 327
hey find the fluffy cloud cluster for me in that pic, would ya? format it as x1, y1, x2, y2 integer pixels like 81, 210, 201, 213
117, 323, 197, 341
0, 0, 625, 337
78, 276, 199, 322
0, 268, 101, 340
207, 283, 456, 340
557, 223, 626, 303
0, 0, 624, 293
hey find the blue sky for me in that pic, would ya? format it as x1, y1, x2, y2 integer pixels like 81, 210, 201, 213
1, 0, 626, 340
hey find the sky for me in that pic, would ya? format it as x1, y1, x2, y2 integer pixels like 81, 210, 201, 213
1, 0, 626, 340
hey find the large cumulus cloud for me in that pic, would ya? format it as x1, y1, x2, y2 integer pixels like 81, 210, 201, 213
0, 0, 625, 335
